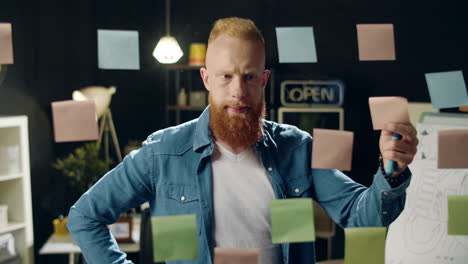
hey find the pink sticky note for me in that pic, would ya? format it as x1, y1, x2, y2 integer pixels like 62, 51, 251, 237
214, 248, 259, 264
438, 130, 468, 169
312, 129, 354, 171
0, 23, 14, 64
51, 100, 99, 142
369, 97, 410, 130
357, 24, 396, 61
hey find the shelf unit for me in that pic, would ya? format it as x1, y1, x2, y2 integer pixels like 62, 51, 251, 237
165, 64, 207, 125
0, 116, 34, 264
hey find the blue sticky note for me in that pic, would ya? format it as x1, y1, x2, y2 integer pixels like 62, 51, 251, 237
276, 27, 317, 63
98, 29, 140, 70
425, 71, 468, 109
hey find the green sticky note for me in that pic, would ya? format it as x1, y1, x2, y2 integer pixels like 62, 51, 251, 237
270, 198, 315, 244
345, 227, 386, 264
448, 195, 468, 235
151, 214, 198, 262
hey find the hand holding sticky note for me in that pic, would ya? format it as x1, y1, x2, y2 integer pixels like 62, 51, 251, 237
151, 214, 198, 262
270, 198, 315, 244
345, 227, 387, 264
369, 97, 410, 175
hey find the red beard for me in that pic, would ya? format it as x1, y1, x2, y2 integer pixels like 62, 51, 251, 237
209, 96, 266, 149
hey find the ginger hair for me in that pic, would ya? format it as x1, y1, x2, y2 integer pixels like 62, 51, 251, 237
208, 17, 264, 45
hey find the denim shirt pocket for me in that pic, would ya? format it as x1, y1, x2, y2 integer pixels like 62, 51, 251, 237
285, 176, 312, 198
158, 183, 202, 235
166, 184, 199, 203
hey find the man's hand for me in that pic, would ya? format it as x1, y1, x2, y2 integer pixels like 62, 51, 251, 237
379, 122, 419, 177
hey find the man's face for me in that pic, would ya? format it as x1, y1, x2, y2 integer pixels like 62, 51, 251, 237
200, 35, 270, 148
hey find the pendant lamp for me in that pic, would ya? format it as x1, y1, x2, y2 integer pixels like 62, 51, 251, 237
153, 0, 183, 64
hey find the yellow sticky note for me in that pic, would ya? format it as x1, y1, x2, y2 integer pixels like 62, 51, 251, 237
345, 227, 386, 264
271, 198, 315, 244
448, 195, 468, 235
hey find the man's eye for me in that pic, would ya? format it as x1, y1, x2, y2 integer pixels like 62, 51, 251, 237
223, 74, 232, 79
245, 74, 255, 81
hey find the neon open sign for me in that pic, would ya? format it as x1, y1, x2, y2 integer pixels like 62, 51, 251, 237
280, 80, 344, 107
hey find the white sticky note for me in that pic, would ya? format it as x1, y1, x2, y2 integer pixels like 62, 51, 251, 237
275, 27, 317, 63
98, 29, 140, 70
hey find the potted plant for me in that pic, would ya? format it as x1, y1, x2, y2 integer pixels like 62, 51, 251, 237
53, 143, 113, 194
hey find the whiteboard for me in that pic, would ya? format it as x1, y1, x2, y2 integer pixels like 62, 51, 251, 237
385, 121, 468, 264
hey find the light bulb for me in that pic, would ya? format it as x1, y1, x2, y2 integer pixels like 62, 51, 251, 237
153, 36, 183, 64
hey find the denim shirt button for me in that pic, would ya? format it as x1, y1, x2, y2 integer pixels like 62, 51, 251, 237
383, 191, 389, 196
180, 196, 186, 201
383, 210, 389, 215
294, 188, 300, 193
268, 167, 273, 172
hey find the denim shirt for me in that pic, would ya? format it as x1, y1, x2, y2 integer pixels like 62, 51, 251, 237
67, 106, 411, 264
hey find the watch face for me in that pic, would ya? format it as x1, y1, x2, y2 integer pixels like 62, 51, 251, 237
0, 65, 7, 87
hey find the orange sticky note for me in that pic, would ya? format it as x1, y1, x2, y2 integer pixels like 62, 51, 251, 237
438, 130, 468, 169
214, 248, 259, 264
357, 24, 396, 61
51, 100, 99, 142
0, 23, 14, 64
312, 129, 354, 171
369, 97, 410, 130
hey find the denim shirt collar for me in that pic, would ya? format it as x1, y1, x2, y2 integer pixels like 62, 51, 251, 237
192, 105, 278, 152
193, 106, 213, 151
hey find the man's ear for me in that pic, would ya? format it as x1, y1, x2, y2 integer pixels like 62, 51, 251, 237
261, 70, 271, 88
200, 67, 210, 91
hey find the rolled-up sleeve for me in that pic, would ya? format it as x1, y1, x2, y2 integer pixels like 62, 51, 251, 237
312, 168, 411, 228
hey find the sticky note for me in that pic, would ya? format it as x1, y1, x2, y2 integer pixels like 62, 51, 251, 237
275, 27, 317, 63
0, 23, 14, 64
312, 129, 354, 171
271, 198, 315, 244
448, 195, 468, 235
51, 100, 99, 142
438, 130, 468, 168
97, 29, 140, 70
152, 214, 198, 262
214, 248, 259, 264
369, 97, 410, 130
356, 24, 396, 61
425, 71, 468, 109
345, 227, 387, 264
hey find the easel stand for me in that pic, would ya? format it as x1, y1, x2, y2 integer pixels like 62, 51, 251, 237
98, 109, 123, 166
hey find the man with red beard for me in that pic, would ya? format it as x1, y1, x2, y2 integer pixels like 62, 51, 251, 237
67, 17, 418, 264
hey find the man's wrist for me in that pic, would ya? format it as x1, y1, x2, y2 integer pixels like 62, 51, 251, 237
379, 154, 410, 188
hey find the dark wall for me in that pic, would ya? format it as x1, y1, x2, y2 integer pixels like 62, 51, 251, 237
1, 0, 467, 263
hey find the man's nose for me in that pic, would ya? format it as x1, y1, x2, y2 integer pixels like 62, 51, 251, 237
231, 76, 247, 100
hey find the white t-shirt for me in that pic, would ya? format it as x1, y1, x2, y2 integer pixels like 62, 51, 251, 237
212, 142, 281, 264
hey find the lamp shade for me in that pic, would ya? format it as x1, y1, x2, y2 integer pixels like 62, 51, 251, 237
153, 36, 183, 64
72, 86, 116, 118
